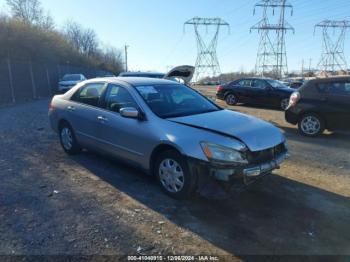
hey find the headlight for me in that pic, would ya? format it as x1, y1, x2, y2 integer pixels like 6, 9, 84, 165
200, 142, 248, 164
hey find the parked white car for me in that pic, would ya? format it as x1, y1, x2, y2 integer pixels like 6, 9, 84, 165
58, 74, 86, 93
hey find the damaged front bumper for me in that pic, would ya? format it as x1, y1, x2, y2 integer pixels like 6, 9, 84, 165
187, 151, 289, 198
241, 152, 288, 185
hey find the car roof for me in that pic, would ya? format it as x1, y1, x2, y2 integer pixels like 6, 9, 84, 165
86, 77, 179, 86
235, 77, 274, 81
308, 76, 350, 83
119, 72, 165, 77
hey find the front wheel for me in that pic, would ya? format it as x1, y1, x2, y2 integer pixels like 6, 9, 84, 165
155, 150, 196, 199
298, 113, 325, 137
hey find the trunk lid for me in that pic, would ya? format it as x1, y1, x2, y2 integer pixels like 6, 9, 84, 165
164, 65, 195, 84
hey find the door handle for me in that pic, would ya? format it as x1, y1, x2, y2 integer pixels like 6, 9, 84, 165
67, 106, 75, 112
97, 116, 108, 122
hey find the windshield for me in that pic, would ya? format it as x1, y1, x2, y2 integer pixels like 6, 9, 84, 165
135, 84, 221, 118
62, 74, 81, 81
267, 79, 289, 89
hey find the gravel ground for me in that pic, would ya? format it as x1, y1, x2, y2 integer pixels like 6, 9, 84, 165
0, 87, 349, 259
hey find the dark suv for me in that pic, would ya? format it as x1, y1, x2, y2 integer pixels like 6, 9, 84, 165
285, 76, 350, 137
216, 78, 294, 110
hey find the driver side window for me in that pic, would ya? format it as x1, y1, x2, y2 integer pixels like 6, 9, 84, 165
105, 84, 138, 113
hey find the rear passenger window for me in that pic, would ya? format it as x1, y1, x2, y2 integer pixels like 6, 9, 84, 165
332, 83, 350, 95
318, 82, 350, 96
317, 83, 330, 93
238, 80, 252, 87
72, 83, 105, 107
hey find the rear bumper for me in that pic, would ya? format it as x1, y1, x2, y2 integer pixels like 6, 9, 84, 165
187, 150, 289, 198
48, 110, 59, 133
216, 92, 225, 100
285, 108, 299, 125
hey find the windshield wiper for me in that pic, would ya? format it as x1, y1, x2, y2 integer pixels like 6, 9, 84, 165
164, 109, 220, 119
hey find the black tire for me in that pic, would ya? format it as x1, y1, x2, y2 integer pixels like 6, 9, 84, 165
59, 122, 81, 155
298, 113, 325, 137
225, 93, 238, 106
154, 150, 196, 199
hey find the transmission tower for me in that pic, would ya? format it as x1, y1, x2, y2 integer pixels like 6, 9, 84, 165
315, 20, 350, 73
251, 0, 294, 79
184, 17, 230, 82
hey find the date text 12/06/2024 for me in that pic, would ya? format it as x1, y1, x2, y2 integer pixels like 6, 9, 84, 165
127, 255, 220, 261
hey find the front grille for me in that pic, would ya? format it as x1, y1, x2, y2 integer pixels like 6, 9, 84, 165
246, 143, 286, 165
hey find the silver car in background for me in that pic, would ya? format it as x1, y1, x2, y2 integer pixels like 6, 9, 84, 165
58, 74, 87, 93
49, 77, 288, 199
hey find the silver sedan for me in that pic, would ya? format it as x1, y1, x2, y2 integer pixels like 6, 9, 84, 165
49, 77, 288, 199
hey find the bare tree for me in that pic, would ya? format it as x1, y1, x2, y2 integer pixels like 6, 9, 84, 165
6, 0, 54, 29
39, 11, 54, 30
63, 21, 81, 50
64, 21, 98, 57
6, 0, 43, 24
80, 28, 98, 56
100, 46, 124, 73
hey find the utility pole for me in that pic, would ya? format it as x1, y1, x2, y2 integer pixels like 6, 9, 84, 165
124, 44, 129, 72
314, 20, 350, 74
251, 0, 294, 79
301, 59, 304, 78
309, 58, 312, 72
184, 17, 230, 82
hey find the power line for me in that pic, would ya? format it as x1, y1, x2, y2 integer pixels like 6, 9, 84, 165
250, 0, 295, 78
314, 20, 350, 73
184, 17, 230, 82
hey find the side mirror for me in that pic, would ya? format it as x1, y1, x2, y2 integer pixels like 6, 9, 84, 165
120, 107, 140, 119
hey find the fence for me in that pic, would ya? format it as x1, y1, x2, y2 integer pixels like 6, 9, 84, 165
0, 58, 112, 105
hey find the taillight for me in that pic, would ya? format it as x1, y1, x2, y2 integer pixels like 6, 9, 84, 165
217, 85, 224, 92
289, 92, 300, 107
49, 101, 54, 111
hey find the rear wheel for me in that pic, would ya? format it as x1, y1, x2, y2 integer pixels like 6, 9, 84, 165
225, 93, 238, 106
154, 150, 196, 199
59, 122, 81, 155
298, 113, 325, 137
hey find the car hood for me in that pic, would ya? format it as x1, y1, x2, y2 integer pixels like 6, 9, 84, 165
168, 110, 285, 152
59, 80, 81, 85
